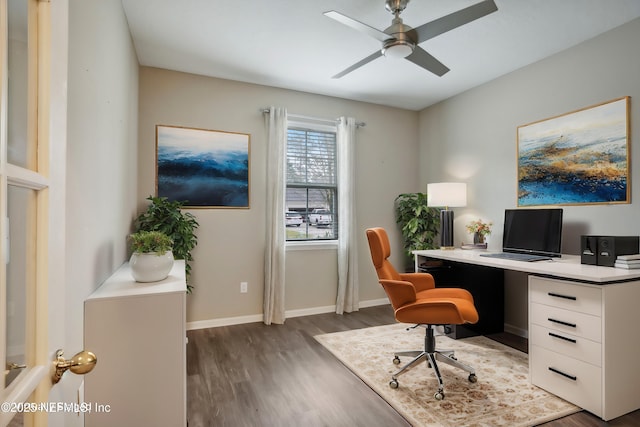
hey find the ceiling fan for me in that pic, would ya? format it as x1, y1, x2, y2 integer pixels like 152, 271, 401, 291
324, 0, 498, 78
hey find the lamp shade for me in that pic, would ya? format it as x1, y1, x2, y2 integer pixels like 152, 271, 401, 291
427, 183, 467, 208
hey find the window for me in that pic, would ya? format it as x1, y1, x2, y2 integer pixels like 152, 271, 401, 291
286, 127, 337, 241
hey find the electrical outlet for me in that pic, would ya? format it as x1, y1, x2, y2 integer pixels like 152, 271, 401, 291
240, 282, 248, 293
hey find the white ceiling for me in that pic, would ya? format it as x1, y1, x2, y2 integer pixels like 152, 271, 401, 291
121, 0, 640, 111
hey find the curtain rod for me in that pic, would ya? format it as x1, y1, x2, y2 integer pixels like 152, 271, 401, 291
261, 108, 366, 128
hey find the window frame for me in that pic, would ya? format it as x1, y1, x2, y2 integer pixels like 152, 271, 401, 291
285, 120, 338, 244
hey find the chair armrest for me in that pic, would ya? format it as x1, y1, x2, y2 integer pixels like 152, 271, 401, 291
399, 272, 435, 292
424, 287, 474, 302
379, 279, 417, 309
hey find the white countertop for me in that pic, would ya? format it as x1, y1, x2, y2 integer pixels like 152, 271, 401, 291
86, 260, 187, 300
413, 249, 640, 283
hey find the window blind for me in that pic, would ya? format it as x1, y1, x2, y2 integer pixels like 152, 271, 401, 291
287, 128, 336, 186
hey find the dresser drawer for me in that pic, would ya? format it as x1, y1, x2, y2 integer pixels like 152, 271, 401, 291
530, 324, 601, 366
530, 276, 601, 316
530, 302, 601, 342
530, 345, 602, 417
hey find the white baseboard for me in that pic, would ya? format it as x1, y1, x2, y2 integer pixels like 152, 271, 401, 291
286, 304, 337, 319
186, 298, 390, 331
359, 298, 390, 308
186, 314, 263, 330
504, 323, 528, 339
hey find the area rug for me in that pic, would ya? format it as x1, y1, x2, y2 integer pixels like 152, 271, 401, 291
315, 324, 579, 427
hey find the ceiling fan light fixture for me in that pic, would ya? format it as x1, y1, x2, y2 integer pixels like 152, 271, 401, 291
326, 0, 498, 77
382, 39, 414, 59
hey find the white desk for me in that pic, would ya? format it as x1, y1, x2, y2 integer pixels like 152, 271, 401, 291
413, 249, 640, 283
413, 249, 640, 421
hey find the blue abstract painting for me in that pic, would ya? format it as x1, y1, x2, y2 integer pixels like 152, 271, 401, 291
156, 125, 250, 208
517, 97, 629, 207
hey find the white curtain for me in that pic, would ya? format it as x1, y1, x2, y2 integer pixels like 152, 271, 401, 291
264, 107, 287, 325
336, 117, 359, 314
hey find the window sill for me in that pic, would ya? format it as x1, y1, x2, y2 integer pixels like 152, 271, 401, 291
286, 240, 338, 251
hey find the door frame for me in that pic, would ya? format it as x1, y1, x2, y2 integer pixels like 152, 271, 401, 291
1, 0, 67, 425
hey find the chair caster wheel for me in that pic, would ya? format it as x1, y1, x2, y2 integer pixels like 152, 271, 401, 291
393, 356, 400, 365
468, 374, 477, 383
434, 391, 445, 400
389, 379, 399, 389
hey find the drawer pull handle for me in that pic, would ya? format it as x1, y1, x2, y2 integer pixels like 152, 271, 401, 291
548, 332, 577, 343
548, 292, 577, 301
548, 318, 577, 328
548, 367, 577, 381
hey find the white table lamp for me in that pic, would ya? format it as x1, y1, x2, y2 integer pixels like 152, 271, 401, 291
427, 182, 467, 249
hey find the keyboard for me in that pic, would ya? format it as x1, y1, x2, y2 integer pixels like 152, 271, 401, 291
479, 252, 552, 262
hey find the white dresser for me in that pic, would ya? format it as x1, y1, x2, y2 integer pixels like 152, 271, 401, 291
84, 260, 187, 427
529, 275, 640, 420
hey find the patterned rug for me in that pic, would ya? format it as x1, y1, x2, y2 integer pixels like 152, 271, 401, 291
315, 324, 579, 427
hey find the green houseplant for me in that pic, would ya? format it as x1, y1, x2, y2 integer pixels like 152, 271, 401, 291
134, 196, 199, 291
129, 230, 175, 283
130, 230, 173, 254
394, 192, 441, 265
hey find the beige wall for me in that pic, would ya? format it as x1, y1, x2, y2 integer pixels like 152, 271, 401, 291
419, 18, 640, 335
138, 68, 420, 324
67, 0, 139, 333
64, 2, 139, 421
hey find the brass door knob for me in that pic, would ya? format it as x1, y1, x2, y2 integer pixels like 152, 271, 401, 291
53, 349, 97, 383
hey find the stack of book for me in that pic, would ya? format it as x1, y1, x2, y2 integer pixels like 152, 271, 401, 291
614, 254, 640, 269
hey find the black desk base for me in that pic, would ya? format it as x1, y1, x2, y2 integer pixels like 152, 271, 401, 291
419, 259, 504, 339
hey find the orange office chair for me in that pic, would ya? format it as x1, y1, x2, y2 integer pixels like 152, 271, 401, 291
365, 227, 479, 400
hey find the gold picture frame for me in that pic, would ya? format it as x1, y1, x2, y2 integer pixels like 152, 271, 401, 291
156, 125, 250, 208
517, 96, 630, 206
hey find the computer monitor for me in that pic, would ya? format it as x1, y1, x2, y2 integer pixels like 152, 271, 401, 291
503, 208, 563, 258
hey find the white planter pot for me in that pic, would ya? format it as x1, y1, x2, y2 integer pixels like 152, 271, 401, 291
129, 250, 174, 283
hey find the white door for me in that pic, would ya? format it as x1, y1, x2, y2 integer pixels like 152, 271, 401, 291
1, 0, 67, 426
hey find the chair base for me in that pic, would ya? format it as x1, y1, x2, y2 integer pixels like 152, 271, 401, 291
389, 325, 476, 400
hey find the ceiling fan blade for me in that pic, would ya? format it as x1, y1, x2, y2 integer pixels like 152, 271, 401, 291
324, 10, 390, 42
332, 51, 383, 79
405, 47, 450, 77
413, 0, 498, 44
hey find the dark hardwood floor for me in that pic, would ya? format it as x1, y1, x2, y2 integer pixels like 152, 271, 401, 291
186, 305, 640, 427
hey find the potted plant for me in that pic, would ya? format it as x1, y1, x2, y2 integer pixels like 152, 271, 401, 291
466, 219, 492, 244
134, 196, 199, 291
129, 230, 174, 282
394, 192, 441, 267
